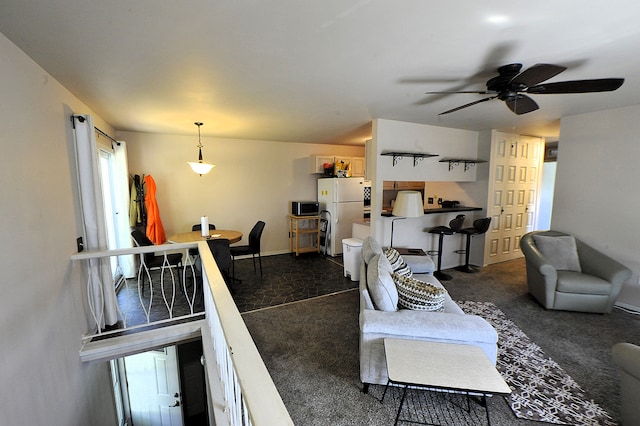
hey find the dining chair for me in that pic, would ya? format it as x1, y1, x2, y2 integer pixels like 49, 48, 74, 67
207, 238, 235, 290
190, 223, 216, 257
131, 230, 183, 295
231, 221, 266, 278
192, 223, 216, 232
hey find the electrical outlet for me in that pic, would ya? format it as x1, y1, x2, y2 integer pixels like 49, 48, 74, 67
438, 197, 443, 205
427, 197, 434, 204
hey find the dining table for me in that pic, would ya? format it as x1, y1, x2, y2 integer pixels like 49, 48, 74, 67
167, 229, 243, 244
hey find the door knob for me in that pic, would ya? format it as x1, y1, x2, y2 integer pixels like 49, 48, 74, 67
169, 400, 180, 407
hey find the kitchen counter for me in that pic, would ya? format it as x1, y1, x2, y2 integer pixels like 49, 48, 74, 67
381, 206, 482, 217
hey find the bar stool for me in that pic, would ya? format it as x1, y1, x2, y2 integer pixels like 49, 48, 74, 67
455, 217, 492, 273
426, 214, 465, 281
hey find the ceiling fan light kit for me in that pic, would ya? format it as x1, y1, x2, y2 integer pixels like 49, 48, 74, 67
427, 63, 624, 116
187, 121, 215, 176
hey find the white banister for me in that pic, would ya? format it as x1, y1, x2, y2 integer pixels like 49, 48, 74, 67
199, 243, 293, 425
72, 242, 202, 341
72, 241, 292, 425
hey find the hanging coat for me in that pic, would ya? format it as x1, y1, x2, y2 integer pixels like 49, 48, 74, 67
129, 180, 139, 227
144, 175, 167, 244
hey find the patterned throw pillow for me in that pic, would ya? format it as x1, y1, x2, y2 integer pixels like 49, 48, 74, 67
393, 273, 447, 312
384, 247, 412, 277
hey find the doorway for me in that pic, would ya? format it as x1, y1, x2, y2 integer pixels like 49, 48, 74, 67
114, 340, 208, 426
97, 137, 135, 280
537, 141, 558, 230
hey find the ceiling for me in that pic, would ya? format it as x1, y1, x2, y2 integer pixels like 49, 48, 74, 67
2, 1, 640, 145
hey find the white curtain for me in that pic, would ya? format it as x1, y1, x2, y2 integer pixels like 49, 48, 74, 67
113, 141, 136, 278
73, 114, 118, 327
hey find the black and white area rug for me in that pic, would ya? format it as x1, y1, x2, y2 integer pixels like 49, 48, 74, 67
458, 301, 615, 426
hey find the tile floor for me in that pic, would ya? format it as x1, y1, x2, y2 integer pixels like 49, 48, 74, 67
114, 252, 354, 329
230, 252, 355, 312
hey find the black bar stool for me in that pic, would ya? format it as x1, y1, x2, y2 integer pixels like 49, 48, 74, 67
426, 214, 465, 281
455, 217, 492, 273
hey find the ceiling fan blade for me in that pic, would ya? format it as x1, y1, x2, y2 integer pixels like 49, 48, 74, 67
528, 78, 624, 94
505, 95, 539, 115
510, 63, 567, 87
439, 96, 497, 115
426, 90, 494, 94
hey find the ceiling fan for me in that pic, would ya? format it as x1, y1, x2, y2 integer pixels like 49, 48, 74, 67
426, 63, 624, 115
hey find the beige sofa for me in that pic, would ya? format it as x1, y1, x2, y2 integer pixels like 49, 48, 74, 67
358, 237, 498, 390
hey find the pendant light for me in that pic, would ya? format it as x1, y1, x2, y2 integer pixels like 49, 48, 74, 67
187, 122, 215, 176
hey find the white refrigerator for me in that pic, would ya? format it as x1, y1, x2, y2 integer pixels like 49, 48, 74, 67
318, 177, 365, 256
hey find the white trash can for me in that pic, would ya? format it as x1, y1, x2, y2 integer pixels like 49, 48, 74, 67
342, 238, 363, 281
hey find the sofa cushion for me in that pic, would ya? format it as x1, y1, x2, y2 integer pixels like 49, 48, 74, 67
393, 273, 447, 312
367, 254, 398, 311
384, 247, 412, 277
533, 234, 581, 272
362, 237, 383, 265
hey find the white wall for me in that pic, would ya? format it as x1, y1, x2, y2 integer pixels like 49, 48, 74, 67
120, 131, 364, 254
554, 105, 640, 307
370, 119, 485, 260
0, 34, 117, 424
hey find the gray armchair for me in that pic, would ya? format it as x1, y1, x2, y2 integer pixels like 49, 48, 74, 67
612, 342, 640, 424
520, 230, 631, 313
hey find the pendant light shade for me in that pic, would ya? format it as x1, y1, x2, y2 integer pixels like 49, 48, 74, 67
187, 122, 215, 176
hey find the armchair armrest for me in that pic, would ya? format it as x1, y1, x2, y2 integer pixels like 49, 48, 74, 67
577, 241, 632, 284
403, 255, 435, 274
613, 343, 640, 379
360, 309, 497, 344
520, 236, 558, 280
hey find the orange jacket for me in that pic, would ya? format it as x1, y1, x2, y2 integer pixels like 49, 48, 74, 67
144, 175, 166, 244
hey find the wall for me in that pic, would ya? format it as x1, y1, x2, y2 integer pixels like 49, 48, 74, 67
370, 119, 485, 262
554, 105, 640, 309
120, 131, 364, 254
0, 33, 117, 424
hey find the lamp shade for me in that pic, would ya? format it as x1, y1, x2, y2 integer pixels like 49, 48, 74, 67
188, 161, 215, 175
392, 191, 424, 217
188, 122, 215, 176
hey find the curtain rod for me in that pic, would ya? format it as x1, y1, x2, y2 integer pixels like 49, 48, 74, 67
70, 115, 119, 146
94, 126, 119, 145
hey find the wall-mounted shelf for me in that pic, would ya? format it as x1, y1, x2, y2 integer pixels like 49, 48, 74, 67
439, 158, 487, 172
381, 151, 439, 167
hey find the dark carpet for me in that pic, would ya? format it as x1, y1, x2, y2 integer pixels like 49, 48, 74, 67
242, 256, 640, 425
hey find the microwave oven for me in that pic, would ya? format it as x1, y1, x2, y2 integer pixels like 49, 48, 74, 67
292, 201, 319, 216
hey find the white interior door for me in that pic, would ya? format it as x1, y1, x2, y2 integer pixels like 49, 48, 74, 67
125, 346, 184, 426
485, 132, 544, 265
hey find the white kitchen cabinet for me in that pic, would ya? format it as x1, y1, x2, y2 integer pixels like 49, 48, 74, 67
309, 155, 335, 174
351, 157, 365, 177
309, 155, 366, 176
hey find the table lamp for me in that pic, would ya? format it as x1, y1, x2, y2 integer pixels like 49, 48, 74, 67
391, 190, 424, 247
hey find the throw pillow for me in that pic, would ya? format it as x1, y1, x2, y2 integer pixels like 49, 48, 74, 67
366, 254, 398, 312
362, 237, 383, 264
384, 247, 412, 277
393, 273, 447, 312
532, 234, 582, 272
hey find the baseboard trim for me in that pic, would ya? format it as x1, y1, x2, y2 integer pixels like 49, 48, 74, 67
614, 302, 640, 314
